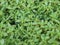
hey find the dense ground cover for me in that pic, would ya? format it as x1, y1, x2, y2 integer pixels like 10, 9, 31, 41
0, 0, 60, 45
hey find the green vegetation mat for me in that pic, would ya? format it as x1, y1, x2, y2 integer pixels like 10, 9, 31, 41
0, 0, 60, 45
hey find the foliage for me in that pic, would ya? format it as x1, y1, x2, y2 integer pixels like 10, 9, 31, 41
0, 0, 60, 45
